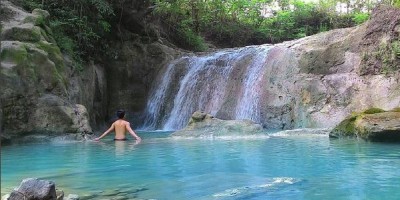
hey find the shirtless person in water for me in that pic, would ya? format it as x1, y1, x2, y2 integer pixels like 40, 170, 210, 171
94, 110, 141, 141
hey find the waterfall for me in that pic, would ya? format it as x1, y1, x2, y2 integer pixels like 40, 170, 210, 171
141, 45, 273, 130
140, 58, 185, 129
235, 48, 271, 123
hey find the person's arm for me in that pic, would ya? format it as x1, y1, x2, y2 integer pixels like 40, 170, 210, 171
126, 122, 141, 141
94, 123, 115, 141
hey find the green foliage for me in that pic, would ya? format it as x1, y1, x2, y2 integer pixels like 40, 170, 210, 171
21, 0, 114, 64
13, 0, 396, 57
361, 38, 400, 75
394, 0, 400, 7
175, 18, 207, 51
379, 40, 400, 74
153, 0, 379, 49
392, 41, 400, 59
363, 108, 386, 114
352, 13, 369, 25
331, 114, 359, 137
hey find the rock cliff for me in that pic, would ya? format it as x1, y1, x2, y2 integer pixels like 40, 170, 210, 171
1, 0, 400, 139
0, 0, 179, 140
141, 6, 400, 131
0, 1, 93, 139
279, 5, 400, 129
244, 6, 400, 129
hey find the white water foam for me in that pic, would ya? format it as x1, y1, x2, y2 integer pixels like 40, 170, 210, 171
212, 177, 298, 197
270, 128, 331, 137
235, 46, 271, 123
170, 135, 270, 140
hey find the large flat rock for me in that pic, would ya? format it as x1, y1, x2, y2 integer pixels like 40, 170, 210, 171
330, 109, 400, 141
171, 111, 265, 138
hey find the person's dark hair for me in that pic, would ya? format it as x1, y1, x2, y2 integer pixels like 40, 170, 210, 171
116, 110, 125, 119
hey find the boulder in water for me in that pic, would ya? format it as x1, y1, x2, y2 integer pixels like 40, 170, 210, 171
330, 108, 400, 141
171, 111, 264, 138
8, 178, 56, 200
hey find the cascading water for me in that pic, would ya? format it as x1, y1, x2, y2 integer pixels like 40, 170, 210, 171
141, 45, 273, 130
235, 48, 271, 122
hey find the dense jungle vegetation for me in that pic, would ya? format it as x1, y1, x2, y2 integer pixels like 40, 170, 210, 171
12, 0, 400, 62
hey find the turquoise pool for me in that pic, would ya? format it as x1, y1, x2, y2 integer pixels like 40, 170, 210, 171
2, 132, 400, 199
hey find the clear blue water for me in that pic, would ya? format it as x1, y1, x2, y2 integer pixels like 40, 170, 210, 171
2, 131, 400, 200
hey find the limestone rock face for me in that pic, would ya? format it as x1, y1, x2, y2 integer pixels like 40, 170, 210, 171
0, 0, 179, 139
106, 34, 180, 126
171, 111, 264, 138
141, 6, 400, 131
272, 5, 400, 129
356, 112, 400, 141
0, 1, 92, 139
29, 95, 92, 134
330, 109, 400, 141
66, 62, 107, 131
8, 178, 56, 200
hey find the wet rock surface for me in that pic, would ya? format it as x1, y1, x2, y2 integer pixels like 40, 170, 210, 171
330, 109, 400, 141
171, 111, 265, 138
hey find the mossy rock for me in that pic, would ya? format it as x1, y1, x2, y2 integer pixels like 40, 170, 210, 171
32, 9, 50, 20
23, 15, 45, 27
356, 112, 400, 141
362, 107, 385, 114
22, 9, 49, 26
26, 48, 65, 92
23, 15, 56, 43
35, 41, 64, 71
330, 114, 363, 138
0, 43, 28, 65
1, 41, 66, 93
330, 108, 400, 141
1, 25, 42, 42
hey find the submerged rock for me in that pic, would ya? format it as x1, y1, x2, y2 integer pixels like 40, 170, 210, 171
171, 111, 264, 138
330, 108, 400, 141
65, 194, 80, 200
56, 190, 64, 200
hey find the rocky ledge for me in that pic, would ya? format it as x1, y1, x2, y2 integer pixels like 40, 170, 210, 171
329, 108, 400, 141
170, 111, 265, 138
